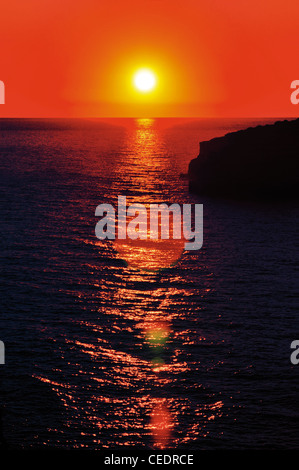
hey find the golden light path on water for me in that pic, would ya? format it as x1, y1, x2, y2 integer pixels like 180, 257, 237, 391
111, 119, 222, 447
114, 118, 185, 272
112, 119, 185, 446
33, 118, 224, 449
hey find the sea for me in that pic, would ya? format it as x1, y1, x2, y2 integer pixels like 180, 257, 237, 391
0, 117, 298, 450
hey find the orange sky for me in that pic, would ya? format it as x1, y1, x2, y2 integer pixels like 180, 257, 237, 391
1, 0, 299, 117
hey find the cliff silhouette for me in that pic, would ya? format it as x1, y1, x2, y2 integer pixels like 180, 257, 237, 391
188, 119, 299, 199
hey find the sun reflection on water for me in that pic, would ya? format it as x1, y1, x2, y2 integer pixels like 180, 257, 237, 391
149, 399, 173, 449
113, 119, 185, 272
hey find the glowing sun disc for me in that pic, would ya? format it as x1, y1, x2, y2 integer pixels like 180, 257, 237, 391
134, 69, 156, 92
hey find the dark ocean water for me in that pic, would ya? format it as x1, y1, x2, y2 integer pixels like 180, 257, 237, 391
0, 117, 298, 449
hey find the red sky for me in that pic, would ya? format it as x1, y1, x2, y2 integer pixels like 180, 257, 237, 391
1, 0, 299, 117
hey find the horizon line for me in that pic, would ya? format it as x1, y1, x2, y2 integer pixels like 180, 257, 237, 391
0, 116, 298, 120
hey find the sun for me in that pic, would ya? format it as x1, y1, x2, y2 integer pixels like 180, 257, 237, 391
133, 69, 156, 92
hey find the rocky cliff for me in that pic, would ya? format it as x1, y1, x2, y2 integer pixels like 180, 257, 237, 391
188, 119, 299, 198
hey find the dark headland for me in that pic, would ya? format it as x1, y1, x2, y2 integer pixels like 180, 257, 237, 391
188, 118, 299, 199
